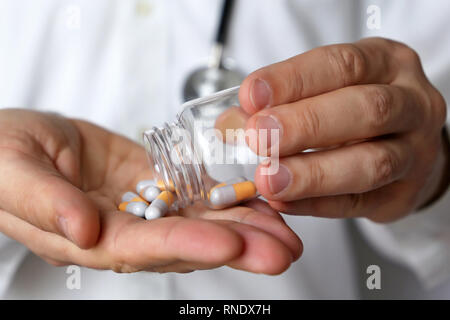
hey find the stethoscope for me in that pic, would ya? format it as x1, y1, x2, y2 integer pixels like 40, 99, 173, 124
182, 0, 243, 102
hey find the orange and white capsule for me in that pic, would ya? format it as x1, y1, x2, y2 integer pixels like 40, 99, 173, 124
208, 176, 246, 195
119, 192, 149, 218
209, 180, 257, 209
145, 191, 175, 220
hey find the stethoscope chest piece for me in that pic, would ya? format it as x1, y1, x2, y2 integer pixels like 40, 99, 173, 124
182, 0, 243, 102
183, 65, 243, 102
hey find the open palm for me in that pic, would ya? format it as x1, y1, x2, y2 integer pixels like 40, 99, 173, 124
0, 109, 302, 274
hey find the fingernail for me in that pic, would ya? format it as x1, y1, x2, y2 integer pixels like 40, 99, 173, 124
250, 79, 272, 110
57, 216, 75, 243
256, 115, 282, 149
268, 164, 291, 195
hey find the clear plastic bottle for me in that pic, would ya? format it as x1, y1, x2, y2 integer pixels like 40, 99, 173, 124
143, 86, 269, 209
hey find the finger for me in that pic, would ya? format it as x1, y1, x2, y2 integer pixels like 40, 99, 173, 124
0, 208, 77, 263
255, 137, 412, 202
1, 203, 298, 274
243, 198, 285, 221
146, 241, 296, 274
268, 181, 412, 222
193, 204, 302, 261
0, 153, 100, 249
0, 207, 245, 272
246, 84, 423, 156
76, 214, 294, 275
240, 38, 403, 113
77, 214, 245, 272
225, 221, 295, 275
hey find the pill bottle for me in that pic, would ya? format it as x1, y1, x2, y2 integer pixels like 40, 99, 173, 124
143, 86, 277, 209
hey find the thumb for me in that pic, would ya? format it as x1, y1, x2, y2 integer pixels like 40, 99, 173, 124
0, 155, 100, 249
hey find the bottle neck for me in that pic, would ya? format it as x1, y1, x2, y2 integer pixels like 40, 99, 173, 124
144, 120, 207, 208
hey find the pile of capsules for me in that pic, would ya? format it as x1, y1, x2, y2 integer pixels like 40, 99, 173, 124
118, 177, 258, 220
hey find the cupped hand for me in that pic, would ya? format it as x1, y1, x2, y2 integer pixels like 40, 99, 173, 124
240, 37, 448, 222
0, 109, 302, 274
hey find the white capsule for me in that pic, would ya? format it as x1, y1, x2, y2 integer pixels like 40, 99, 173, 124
209, 181, 257, 209
136, 179, 156, 194
145, 206, 163, 220
145, 199, 167, 220
209, 185, 236, 208
140, 186, 161, 202
122, 202, 148, 218
122, 191, 141, 203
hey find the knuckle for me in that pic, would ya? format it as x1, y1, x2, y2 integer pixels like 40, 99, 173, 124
368, 148, 399, 189
306, 160, 326, 193
110, 261, 140, 274
107, 224, 140, 273
431, 89, 447, 126
108, 244, 142, 273
394, 43, 422, 66
297, 105, 321, 141
325, 44, 367, 85
285, 58, 305, 99
412, 87, 433, 124
363, 86, 393, 129
415, 85, 447, 129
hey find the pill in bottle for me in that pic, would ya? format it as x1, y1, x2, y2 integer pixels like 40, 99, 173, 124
143, 86, 274, 210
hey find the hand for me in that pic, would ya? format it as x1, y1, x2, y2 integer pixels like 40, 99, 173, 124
0, 109, 302, 274
240, 37, 448, 222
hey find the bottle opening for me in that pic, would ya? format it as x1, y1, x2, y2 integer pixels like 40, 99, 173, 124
143, 86, 263, 210
143, 121, 207, 208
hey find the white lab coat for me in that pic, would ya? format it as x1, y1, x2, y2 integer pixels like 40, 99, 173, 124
0, 0, 449, 299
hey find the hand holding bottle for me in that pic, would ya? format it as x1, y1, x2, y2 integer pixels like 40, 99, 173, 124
240, 38, 449, 222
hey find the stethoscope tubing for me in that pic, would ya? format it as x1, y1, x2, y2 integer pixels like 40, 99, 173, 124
209, 0, 235, 69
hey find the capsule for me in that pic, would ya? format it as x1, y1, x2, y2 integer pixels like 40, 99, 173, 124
136, 180, 156, 194
139, 185, 161, 202
209, 176, 246, 194
136, 179, 174, 193
118, 201, 148, 218
119, 192, 149, 218
145, 191, 175, 220
121, 191, 149, 204
209, 181, 257, 209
